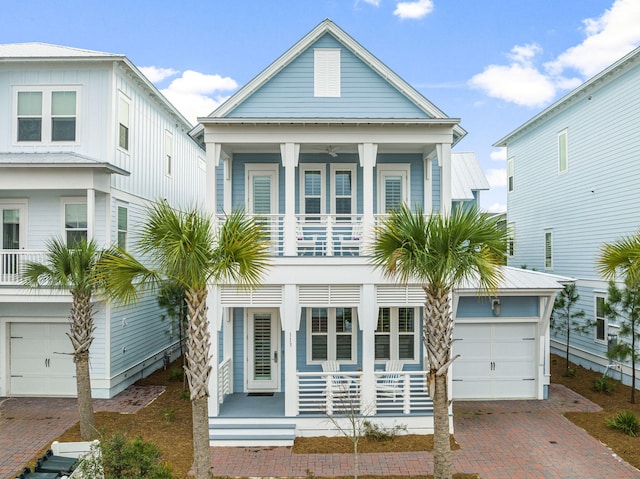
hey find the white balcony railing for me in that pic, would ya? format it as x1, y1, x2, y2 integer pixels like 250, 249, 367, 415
0, 250, 47, 285
374, 369, 432, 414
218, 357, 232, 404
297, 371, 362, 415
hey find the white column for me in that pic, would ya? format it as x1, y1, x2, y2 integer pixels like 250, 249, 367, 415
358, 143, 377, 247
86, 188, 95, 240
206, 143, 221, 216
436, 143, 452, 216
207, 285, 221, 416
423, 148, 435, 215
222, 307, 234, 394
280, 143, 299, 256
359, 284, 377, 413
281, 284, 299, 416
104, 192, 112, 246
223, 156, 232, 213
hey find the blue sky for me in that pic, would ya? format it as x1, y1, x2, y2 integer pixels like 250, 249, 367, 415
4, 0, 640, 212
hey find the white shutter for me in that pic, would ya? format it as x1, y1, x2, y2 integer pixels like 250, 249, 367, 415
299, 285, 360, 305
314, 49, 341, 97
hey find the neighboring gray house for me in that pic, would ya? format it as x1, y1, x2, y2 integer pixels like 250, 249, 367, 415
195, 19, 567, 446
496, 45, 640, 386
0, 43, 205, 398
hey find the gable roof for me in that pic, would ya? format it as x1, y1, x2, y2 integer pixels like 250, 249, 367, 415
495, 45, 640, 147
451, 152, 490, 201
198, 19, 466, 143
0, 42, 194, 131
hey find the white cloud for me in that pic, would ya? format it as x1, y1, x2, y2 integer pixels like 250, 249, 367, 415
490, 148, 507, 162
361, 0, 381, 6
139, 66, 178, 83
485, 168, 507, 188
150, 70, 239, 125
544, 0, 640, 77
393, 0, 434, 19
486, 202, 507, 214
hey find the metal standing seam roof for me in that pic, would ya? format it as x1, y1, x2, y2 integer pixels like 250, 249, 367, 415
455, 266, 572, 293
0, 152, 130, 176
0, 42, 121, 58
451, 152, 490, 201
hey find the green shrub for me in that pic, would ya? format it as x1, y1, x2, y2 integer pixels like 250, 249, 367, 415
167, 367, 183, 382
562, 367, 577, 378
607, 410, 640, 437
593, 376, 617, 394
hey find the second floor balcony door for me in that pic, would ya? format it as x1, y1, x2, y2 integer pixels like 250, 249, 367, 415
1, 202, 26, 279
247, 165, 279, 249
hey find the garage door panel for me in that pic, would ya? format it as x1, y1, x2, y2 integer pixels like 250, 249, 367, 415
452, 379, 492, 399
493, 378, 536, 398
493, 323, 535, 340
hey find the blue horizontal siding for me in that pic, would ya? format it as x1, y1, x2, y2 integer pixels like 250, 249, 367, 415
227, 33, 429, 119
456, 296, 539, 318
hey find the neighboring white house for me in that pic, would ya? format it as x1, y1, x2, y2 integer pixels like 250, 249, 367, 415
0, 43, 205, 398
496, 45, 640, 387
196, 19, 568, 446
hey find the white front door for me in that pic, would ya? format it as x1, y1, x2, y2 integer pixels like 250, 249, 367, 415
1, 202, 26, 280
10, 322, 77, 396
247, 309, 280, 391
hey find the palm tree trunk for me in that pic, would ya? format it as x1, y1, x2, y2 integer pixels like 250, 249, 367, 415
70, 293, 97, 440
75, 351, 97, 440
424, 285, 454, 479
185, 288, 212, 479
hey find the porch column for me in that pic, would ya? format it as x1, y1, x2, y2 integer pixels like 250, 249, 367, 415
86, 188, 95, 240
423, 148, 435, 215
207, 285, 221, 416
436, 143, 452, 216
281, 143, 299, 256
206, 143, 223, 216
359, 284, 377, 413
281, 284, 299, 416
358, 143, 377, 247
223, 307, 234, 394
223, 155, 232, 213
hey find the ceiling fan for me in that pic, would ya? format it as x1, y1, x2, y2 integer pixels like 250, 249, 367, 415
325, 145, 339, 157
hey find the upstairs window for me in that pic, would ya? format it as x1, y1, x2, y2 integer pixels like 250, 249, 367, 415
16, 88, 77, 143
507, 223, 515, 257
314, 48, 340, 97
165, 130, 173, 177
558, 129, 568, 173
507, 158, 514, 192
300, 164, 326, 219
117, 205, 128, 249
544, 230, 553, 269
118, 94, 130, 150
595, 295, 607, 342
63, 201, 87, 246
331, 164, 356, 220
377, 164, 410, 214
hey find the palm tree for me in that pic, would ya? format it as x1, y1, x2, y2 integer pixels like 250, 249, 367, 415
22, 237, 101, 440
97, 200, 270, 479
598, 232, 640, 404
370, 205, 506, 479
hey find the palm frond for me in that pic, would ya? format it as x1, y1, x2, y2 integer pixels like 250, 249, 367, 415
96, 248, 162, 305
598, 232, 640, 285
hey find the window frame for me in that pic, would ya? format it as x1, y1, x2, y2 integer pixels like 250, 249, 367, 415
118, 91, 130, 152
507, 157, 514, 192
558, 129, 568, 174
61, 198, 87, 246
507, 223, 515, 257
306, 307, 357, 365
374, 307, 419, 364
165, 130, 173, 177
377, 163, 410, 214
13, 86, 80, 145
594, 294, 607, 343
117, 204, 128, 250
330, 163, 357, 218
299, 163, 326, 216
314, 48, 341, 98
246, 163, 279, 215
544, 229, 553, 270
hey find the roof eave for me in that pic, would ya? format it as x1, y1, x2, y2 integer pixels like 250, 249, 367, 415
1, 162, 130, 176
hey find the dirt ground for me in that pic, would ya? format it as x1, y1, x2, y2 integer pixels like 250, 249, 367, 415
41, 353, 640, 478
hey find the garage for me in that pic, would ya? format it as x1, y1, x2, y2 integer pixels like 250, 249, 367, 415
10, 322, 76, 396
452, 322, 537, 400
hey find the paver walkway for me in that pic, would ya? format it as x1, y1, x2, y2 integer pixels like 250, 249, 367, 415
0, 386, 164, 479
210, 384, 640, 478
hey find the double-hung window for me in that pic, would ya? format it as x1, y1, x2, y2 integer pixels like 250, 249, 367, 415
377, 164, 410, 214
308, 307, 356, 363
331, 164, 356, 220
117, 205, 128, 249
507, 223, 515, 257
165, 130, 173, 177
558, 129, 568, 174
300, 164, 326, 219
16, 87, 78, 143
118, 93, 130, 151
63, 200, 87, 246
375, 307, 418, 362
595, 295, 607, 342
507, 157, 514, 192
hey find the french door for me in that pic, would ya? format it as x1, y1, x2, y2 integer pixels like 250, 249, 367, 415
247, 309, 280, 391
1, 202, 26, 278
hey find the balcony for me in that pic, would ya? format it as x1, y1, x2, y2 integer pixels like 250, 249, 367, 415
0, 250, 47, 285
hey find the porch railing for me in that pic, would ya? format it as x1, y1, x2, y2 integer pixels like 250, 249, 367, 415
296, 214, 364, 257
218, 357, 232, 404
0, 250, 47, 285
297, 371, 362, 415
374, 370, 432, 414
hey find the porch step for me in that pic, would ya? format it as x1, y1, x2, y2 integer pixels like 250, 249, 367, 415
209, 420, 296, 447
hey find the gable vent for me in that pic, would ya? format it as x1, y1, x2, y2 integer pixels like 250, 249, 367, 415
220, 285, 283, 306
314, 48, 341, 98
299, 285, 360, 305
377, 285, 424, 305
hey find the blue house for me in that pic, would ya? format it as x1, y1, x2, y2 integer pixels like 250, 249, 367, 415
496, 45, 640, 386
196, 20, 568, 446
0, 43, 205, 398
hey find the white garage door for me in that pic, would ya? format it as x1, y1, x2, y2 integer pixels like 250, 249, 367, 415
452, 322, 537, 400
10, 322, 77, 396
